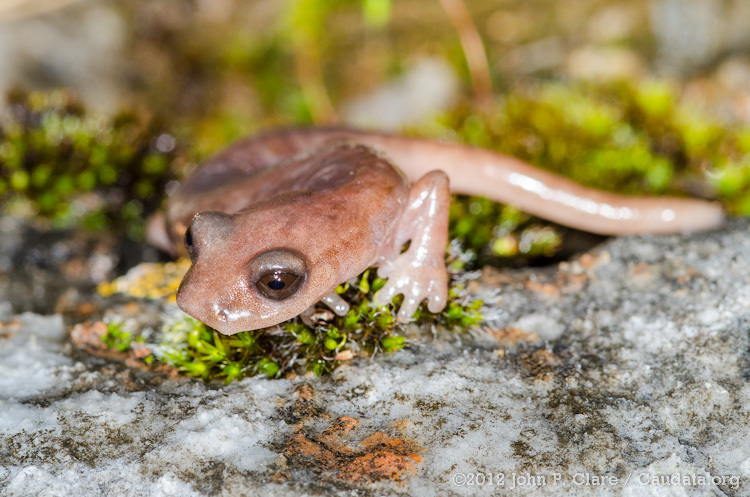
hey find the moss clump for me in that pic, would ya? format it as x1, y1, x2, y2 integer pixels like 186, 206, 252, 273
0, 89, 177, 238
101, 321, 133, 353
449, 197, 563, 263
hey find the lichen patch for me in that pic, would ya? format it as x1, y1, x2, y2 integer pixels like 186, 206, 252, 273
282, 416, 423, 484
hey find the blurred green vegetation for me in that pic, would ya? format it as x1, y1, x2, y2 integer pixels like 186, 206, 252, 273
440, 81, 750, 204
439, 81, 750, 259
5, 79, 747, 257
0, 89, 177, 239
137, 0, 399, 157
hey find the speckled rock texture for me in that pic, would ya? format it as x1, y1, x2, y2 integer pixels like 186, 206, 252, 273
2, 219, 750, 496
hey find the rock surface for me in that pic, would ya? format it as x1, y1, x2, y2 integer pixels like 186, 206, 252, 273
2, 219, 750, 496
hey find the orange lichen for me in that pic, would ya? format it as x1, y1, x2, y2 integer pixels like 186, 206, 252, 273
97, 258, 191, 301
526, 280, 561, 297
0, 319, 22, 339
491, 326, 540, 346
284, 416, 423, 484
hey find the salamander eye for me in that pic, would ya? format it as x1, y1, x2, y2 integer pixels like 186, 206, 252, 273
256, 271, 302, 300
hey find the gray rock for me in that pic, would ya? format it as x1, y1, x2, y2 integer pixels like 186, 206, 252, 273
0, 0, 126, 113
342, 58, 459, 132
650, 0, 750, 73
2, 219, 750, 495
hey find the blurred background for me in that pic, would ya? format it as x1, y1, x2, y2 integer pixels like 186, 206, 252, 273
1, 0, 750, 293
2, 0, 750, 123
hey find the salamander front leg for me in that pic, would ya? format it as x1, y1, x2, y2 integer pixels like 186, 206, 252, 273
374, 170, 450, 320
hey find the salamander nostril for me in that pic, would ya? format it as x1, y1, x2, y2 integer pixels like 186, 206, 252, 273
185, 226, 198, 263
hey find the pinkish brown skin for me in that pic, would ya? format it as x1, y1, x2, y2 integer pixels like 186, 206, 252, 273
164, 128, 725, 335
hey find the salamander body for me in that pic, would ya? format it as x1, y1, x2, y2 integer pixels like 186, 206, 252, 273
161, 128, 724, 334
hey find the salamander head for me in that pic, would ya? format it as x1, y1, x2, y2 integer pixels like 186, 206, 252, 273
175, 209, 336, 334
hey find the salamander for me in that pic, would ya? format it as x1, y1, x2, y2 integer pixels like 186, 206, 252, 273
156, 127, 724, 335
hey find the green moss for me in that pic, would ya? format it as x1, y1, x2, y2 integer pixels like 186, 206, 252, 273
103, 257, 487, 382
361, 0, 392, 28
448, 197, 563, 261
0, 90, 177, 237
102, 322, 133, 353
